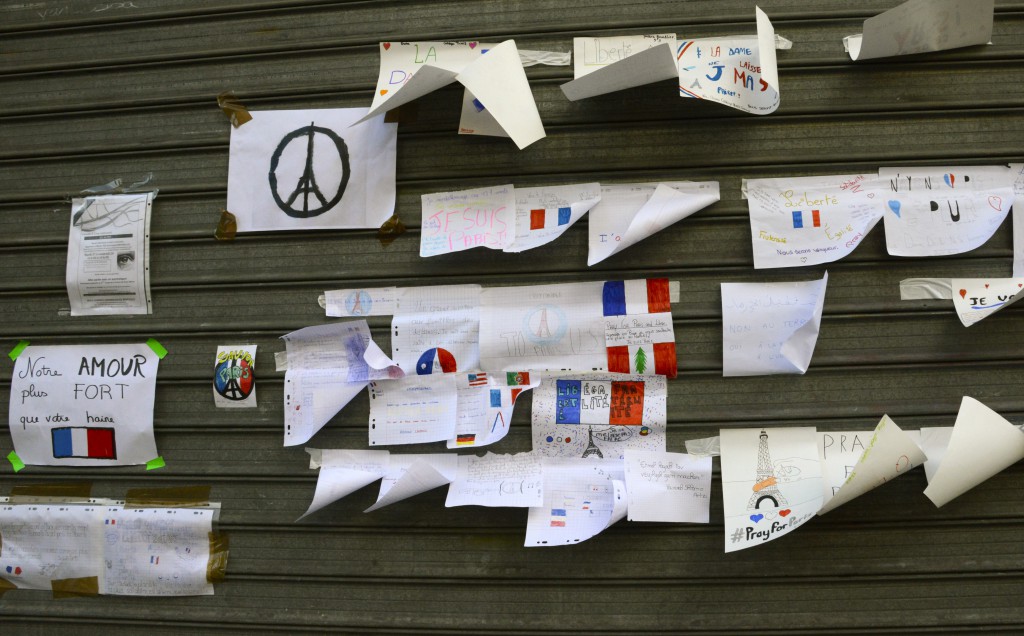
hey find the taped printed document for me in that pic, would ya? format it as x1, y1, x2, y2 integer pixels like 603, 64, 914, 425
227, 108, 397, 231
9, 343, 159, 467
525, 458, 627, 546
676, 8, 782, 115
66, 193, 154, 316
721, 271, 828, 376
362, 40, 545, 149
532, 374, 667, 459
213, 345, 256, 408
445, 452, 543, 507
881, 166, 1015, 257
505, 183, 601, 252
588, 181, 720, 265
720, 427, 823, 552
300, 449, 389, 518
624, 450, 712, 523
817, 415, 926, 514
368, 373, 458, 446
561, 34, 678, 101
745, 174, 884, 268
845, 0, 994, 61
924, 397, 1024, 507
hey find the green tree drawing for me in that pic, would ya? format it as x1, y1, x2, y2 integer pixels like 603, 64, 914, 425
634, 347, 648, 374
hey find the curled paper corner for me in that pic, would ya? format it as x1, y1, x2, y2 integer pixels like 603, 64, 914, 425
779, 270, 829, 374
217, 91, 252, 128
364, 340, 404, 378
214, 210, 238, 241
378, 213, 406, 247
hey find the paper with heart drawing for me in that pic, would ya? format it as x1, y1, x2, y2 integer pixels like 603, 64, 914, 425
588, 181, 720, 266
561, 35, 678, 101
720, 427, 823, 553
227, 108, 397, 232
817, 415, 926, 514
624, 450, 712, 523
880, 166, 1016, 257
745, 174, 884, 269
676, 7, 780, 115
950, 278, 1024, 326
505, 183, 602, 253
1011, 164, 1024, 276
421, 184, 516, 257
365, 453, 458, 512
300, 449, 390, 519
844, 0, 994, 61
525, 458, 627, 547
720, 271, 828, 377
924, 397, 1024, 508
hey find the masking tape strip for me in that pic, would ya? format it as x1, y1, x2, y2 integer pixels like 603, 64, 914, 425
145, 456, 166, 471
10, 483, 93, 503
7, 452, 25, 473
124, 485, 211, 508
378, 213, 406, 247
0, 577, 16, 598
146, 338, 168, 359
215, 210, 238, 241
51, 575, 99, 598
207, 532, 229, 583
8, 340, 29, 361
217, 91, 252, 128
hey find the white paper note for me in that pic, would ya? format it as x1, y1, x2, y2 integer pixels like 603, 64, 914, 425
391, 284, 482, 374
66, 193, 154, 316
525, 458, 627, 546
366, 454, 458, 512
0, 502, 103, 590
624, 450, 712, 523
448, 372, 536, 449
588, 182, 720, 265
1010, 164, 1024, 276
561, 37, 678, 101
504, 183, 601, 253
532, 374, 667, 459
817, 416, 927, 514
924, 397, 1024, 507
301, 449, 390, 519
721, 272, 828, 376
881, 166, 1016, 257
845, 0, 994, 61
213, 345, 257, 408
9, 343, 159, 466
227, 109, 397, 231
914, 427, 954, 483
368, 373, 458, 446
745, 174, 884, 268
420, 184, 516, 257
324, 286, 397, 317
676, 7, 781, 115
479, 281, 607, 372
720, 427, 823, 552
949, 278, 1024, 326
445, 452, 544, 507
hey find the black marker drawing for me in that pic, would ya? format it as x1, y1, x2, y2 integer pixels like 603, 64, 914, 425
269, 122, 350, 218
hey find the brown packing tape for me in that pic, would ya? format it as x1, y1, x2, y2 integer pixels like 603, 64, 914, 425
377, 213, 406, 247
51, 575, 99, 599
124, 485, 211, 509
9, 482, 93, 504
207, 532, 229, 583
383, 102, 419, 124
217, 91, 252, 128
215, 209, 238, 241
0, 576, 16, 598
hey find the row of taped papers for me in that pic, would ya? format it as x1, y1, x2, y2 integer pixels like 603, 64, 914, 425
677, 7, 781, 115
623, 450, 712, 523
1012, 163, 1024, 277
745, 174, 883, 269
505, 183, 602, 253
588, 182, 720, 266
531, 374, 667, 459
881, 165, 1015, 257
525, 458, 627, 546
281, 321, 403, 446
602, 279, 677, 377
391, 284, 481, 374
362, 40, 545, 149
845, 0, 994, 61
817, 415, 927, 515
445, 452, 544, 508
720, 427, 823, 552
226, 108, 397, 232
924, 396, 1024, 508
0, 500, 218, 596
8, 343, 159, 466
720, 272, 828, 376
561, 34, 678, 101
66, 192, 154, 316
213, 344, 256, 408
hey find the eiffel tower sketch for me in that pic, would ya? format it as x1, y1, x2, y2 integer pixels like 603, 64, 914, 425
534, 307, 552, 339
581, 426, 604, 459
747, 429, 788, 510
286, 122, 329, 213
268, 122, 350, 219
217, 360, 248, 401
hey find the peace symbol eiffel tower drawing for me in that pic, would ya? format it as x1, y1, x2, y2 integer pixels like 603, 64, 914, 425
269, 122, 351, 219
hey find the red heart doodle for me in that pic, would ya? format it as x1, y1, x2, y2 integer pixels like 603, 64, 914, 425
379, 89, 388, 96
382, 42, 391, 50
985, 284, 990, 289
469, 42, 477, 49
959, 289, 967, 299
779, 509, 792, 517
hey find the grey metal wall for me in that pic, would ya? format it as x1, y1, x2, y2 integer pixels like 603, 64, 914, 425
2, 0, 1023, 632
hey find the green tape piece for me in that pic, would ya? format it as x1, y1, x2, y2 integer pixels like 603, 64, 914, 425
146, 338, 168, 359
7, 451, 25, 473
145, 456, 166, 471
8, 340, 29, 361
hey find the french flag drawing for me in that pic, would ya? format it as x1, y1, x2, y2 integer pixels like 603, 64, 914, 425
51, 427, 117, 460
602, 279, 677, 378
529, 207, 572, 230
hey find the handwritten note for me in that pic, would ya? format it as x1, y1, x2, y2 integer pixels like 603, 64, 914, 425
949, 278, 1024, 327
391, 284, 481, 374
421, 185, 516, 257
561, 35, 678, 101
721, 272, 828, 376
445, 452, 544, 507
368, 374, 458, 446
448, 372, 536, 449
8, 343, 159, 467
525, 458, 627, 546
845, 0, 994, 61
624, 450, 712, 523
504, 183, 601, 253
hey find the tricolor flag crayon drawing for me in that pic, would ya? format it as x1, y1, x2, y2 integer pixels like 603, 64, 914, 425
51, 427, 117, 460
602, 279, 677, 378
530, 207, 573, 230
550, 508, 567, 527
